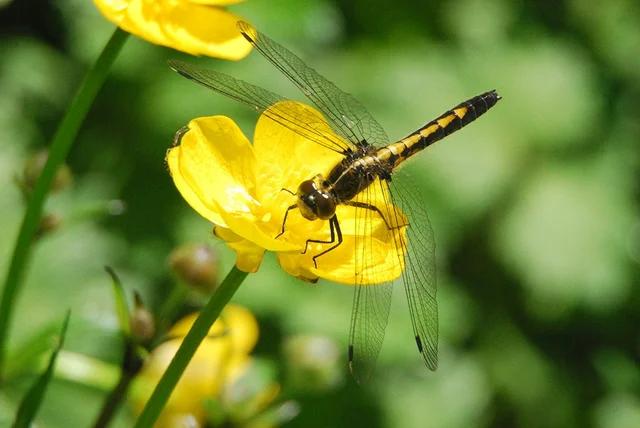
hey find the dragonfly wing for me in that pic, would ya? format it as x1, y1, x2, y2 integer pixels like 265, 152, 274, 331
387, 169, 438, 369
348, 172, 438, 381
169, 60, 350, 154
349, 280, 393, 385
238, 22, 389, 148
347, 180, 395, 385
348, 177, 412, 385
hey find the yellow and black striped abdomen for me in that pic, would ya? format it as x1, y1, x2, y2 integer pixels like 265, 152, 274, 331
376, 90, 501, 169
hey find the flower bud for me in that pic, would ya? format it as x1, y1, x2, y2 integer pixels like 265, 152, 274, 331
36, 213, 62, 238
168, 243, 218, 294
130, 304, 156, 344
283, 335, 343, 392
22, 150, 72, 194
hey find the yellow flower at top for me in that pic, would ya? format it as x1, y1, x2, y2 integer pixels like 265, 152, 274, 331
93, 0, 252, 59
166, 101, 408, 284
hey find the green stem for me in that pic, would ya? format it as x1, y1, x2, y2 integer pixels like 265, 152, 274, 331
0, 27, 130, 382
93, 341, 142, 428
133, 266, 249, 428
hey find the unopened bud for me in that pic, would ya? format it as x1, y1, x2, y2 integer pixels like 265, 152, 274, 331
36, 213, 62, 238
130, 294, 156, 343
168, 243, 218, 294
22, 150, 72, 194
283, 335, 343, 392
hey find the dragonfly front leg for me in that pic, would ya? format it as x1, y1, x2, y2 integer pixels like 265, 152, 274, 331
306, 215, 343, 269
275, 204, 298, 239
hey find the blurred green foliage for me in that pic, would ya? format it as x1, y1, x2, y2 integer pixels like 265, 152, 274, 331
1, 0, 639, 427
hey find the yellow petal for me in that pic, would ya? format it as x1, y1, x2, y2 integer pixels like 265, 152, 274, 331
216, 226, 288, 273
276, 201, 407, 284
167, 116, 257, 227
188, 0, 245, 5
213, 200, 300, 253
131, 338, 253, 422
278, 233, 404, 285
276, 253, 319, 283
92, 0, 130, 23
95, 0, 174, 47
93, 0, 252, 59
253, 101, 345, 201
161, 3, 252, 59
169, 305, 259, 355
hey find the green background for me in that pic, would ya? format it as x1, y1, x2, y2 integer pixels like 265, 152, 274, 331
1, 0, 639, 426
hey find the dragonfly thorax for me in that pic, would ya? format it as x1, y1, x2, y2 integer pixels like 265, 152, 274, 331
296, 174, 336, 221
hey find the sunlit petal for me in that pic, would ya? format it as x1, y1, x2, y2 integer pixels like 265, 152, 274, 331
188, 0, 245, 6
92, 0, 252, 59
161, 3, 252, 59
167, 116, 258, 227
253, 101, 345, 199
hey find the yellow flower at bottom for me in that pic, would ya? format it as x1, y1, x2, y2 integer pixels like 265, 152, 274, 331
129, 304, 261, 426
166, 101, 407, 284
92, 0, 252, 59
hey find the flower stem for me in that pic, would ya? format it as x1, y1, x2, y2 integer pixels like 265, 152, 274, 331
93, 340, 142, 428
133, 265, 249, 428
0, 27, 130, 382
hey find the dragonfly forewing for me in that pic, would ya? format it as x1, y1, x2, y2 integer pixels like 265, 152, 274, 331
387, 169, 438, 369
168, 60, 350, 154
237, 22, 390, 149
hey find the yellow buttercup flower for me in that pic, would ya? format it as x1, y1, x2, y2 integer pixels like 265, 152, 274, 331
166, 101, 407, 283
129, 304, 261, 426
93, 0, 252, 59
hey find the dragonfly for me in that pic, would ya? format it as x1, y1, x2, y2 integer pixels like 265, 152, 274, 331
169, 21, 501, 385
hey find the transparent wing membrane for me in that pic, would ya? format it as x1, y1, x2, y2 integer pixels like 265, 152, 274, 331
238, 22, 389, 148
168, 60, 350, 153
349, 179, 397, 385
387, 169, 438, 369
348, 173, 438, 383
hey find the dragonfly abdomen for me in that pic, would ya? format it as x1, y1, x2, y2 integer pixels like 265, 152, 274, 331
377, 90, 501, 170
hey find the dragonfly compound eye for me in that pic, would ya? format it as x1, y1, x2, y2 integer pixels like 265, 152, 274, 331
296, 179, 336, 221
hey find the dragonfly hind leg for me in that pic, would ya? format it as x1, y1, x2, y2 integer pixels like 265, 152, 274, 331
343, 201, 408, 230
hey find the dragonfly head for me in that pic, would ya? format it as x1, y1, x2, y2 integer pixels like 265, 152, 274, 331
296, 176, 336, 221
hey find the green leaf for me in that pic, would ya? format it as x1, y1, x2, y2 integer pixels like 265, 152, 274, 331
105, 266, 131, 337
12, 310, 71, 428
0, 28, 129, 379
4, 324, 60, 379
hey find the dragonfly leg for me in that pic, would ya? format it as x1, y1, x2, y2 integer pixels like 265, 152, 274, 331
173, 125, 190, 147
343, 201, 408, 230
309, 216, 343, 269
275, 204, 298, 239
